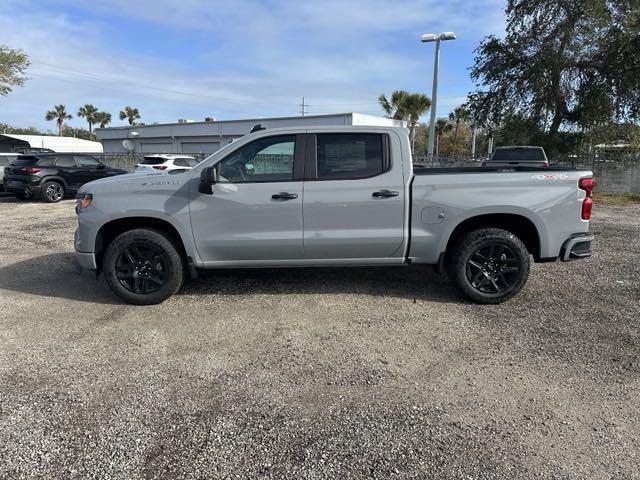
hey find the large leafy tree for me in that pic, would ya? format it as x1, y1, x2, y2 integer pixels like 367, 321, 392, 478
0, 45, 30, 96
468, 0, 640, 137
435, 118, 453, 158
119, 106, 140, 125
77, 104, 99, 134
45, 105, 72, 136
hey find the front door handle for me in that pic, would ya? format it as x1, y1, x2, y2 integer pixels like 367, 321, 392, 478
372, 189, 399, 198
272, 192, 298, 200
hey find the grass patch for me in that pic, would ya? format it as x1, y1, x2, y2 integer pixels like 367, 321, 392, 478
594, 192, 640, 205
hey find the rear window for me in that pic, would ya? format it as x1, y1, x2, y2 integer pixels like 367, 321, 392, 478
491, 148, 545, 162
10, 156, 40, 166
140, 157, 169, 165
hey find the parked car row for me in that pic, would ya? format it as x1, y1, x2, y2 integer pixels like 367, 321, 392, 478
1, 153, 200, 202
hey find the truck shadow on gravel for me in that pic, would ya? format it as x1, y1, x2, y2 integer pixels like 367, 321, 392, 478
0, 253, 460, 305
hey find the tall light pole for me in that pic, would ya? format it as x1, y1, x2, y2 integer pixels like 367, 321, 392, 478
421, 31, 456, 161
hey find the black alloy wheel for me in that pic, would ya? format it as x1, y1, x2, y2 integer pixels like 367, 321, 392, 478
115, 243, 169, 295
465, 242, 521, 294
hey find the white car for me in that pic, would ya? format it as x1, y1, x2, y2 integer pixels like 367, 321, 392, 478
135, 155, 200, 173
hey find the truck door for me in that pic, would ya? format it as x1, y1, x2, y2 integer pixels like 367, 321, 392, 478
190, 134, 305, 263
302, 132, 406, 261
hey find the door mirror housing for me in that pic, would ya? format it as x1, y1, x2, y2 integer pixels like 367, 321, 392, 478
97, 163, 105, 169
199, 166, 217, 194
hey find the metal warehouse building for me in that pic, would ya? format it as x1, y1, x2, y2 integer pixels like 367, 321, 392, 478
95, 113, 404, 154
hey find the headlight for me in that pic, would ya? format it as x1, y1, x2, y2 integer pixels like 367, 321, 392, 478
75, 192, 93, 212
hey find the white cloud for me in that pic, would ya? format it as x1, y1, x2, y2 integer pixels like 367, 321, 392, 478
0, 0, 505, 130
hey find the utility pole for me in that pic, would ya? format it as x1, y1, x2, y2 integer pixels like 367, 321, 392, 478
299, 97, 308, 116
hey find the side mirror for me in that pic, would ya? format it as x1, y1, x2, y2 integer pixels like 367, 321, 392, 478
198, 166, 217, 195
97, 163, 105, 169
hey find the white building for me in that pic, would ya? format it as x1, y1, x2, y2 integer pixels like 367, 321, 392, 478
0, 134, 103, 153
95, 113, 405, 155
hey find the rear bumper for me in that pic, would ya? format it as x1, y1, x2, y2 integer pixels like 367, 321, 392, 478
3, 178, 41, 195
560, 232, 594, 261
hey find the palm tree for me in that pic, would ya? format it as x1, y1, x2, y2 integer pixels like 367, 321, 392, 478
448, 106, 470, 143
45, 105, 72, 136
378, 90, 409, 120
77, 104, 99, 135
95, 111, 112, 128
435, 118, 453, 159
403, 93, 432, 155
119, 106, 140, 125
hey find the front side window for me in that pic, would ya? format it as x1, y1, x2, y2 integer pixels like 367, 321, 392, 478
75, 155, 101, 167
55, 156, 76, 168
316, 133, 385, 180
217, 135, 295, 183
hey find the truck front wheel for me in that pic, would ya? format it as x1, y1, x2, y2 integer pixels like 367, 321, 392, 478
103, 229, 184, 305
447, 228, 530, 304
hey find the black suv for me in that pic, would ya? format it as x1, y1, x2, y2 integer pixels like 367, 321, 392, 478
3, 154, 127, 202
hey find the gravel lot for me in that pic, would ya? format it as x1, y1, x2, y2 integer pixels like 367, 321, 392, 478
0, 196, 638, 479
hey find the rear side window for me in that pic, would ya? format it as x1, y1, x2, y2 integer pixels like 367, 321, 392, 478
54, 156, 77, 168
316, 133, 386, 180
141, 157, 168, 165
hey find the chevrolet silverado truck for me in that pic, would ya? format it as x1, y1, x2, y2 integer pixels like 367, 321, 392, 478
74, 126, 595, 305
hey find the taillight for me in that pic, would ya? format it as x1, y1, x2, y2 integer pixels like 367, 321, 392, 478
542, 161, 550, 167
579, 177, 595, 220
20, 167, 42, 174
479, 161, 486, 167
152, 165, 167, 170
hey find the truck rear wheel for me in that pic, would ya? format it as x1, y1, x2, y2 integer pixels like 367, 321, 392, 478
447, 228, 530, 304
103, 229, 184, 305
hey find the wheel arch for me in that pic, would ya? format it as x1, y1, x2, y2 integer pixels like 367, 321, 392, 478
94, 217, 189, 274
444, 213, 542, 262
39, 175, 68, 189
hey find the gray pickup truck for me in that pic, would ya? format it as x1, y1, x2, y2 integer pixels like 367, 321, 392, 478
74, 126, 594, 305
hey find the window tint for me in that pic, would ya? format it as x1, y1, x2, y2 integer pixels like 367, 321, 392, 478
491, 148, 545, 162
75, 155, 101, 167
187, 159, 199, 168
173, 158, 194, 168
218, 135, 295, 183
140, 157, 168, 165
55, 156, 77, 168
11, 156, 39, 166
316, 134, 384, 180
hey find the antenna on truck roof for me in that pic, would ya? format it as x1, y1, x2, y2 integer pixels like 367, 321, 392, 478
250, 124, 266, 133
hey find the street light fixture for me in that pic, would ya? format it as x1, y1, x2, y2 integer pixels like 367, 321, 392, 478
421, 31, 456, 161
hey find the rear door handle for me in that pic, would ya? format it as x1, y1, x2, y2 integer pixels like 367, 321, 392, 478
372, 189, 399, 198
272, 192, 298, 200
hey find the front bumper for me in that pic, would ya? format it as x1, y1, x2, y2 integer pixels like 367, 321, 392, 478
560, 233, 594, 261
74, 228, 97, 270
